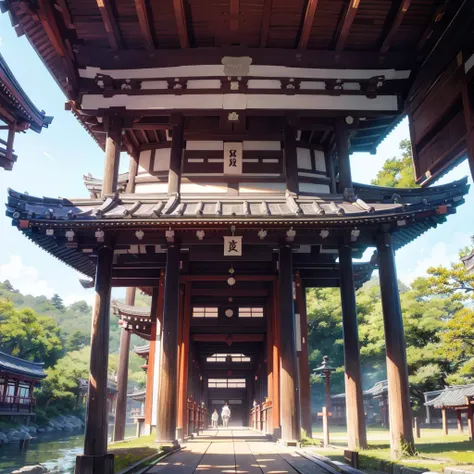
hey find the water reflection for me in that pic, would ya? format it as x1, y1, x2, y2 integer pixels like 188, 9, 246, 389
0, 424, 136, 474
0, 430, 84, 474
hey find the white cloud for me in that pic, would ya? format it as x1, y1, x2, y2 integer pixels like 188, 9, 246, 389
400, 232, 471, 284
0, 255, 55, 297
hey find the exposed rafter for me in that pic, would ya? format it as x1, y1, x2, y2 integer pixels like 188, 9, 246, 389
96, 0, 122, 51
259, 0, 273, 47
335, 0, 360, 53
173, 0, 190, 48
416, 0, 450, 52
298, 0, 319, 49
230, 0, 240, 33
380, 0, 412, 53
134, 0, 154, 50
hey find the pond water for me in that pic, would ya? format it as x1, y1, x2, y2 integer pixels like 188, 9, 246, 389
0, 424, 137, 474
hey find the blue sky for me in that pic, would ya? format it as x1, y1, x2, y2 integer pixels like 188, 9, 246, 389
0, 14, 472, 306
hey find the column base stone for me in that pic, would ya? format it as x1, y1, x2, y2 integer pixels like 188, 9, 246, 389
155, 440, 180, 452
278, 439, 300, 448
74, 454, 114, 474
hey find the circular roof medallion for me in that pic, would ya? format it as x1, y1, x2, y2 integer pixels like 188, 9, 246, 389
225, 309, 234, 318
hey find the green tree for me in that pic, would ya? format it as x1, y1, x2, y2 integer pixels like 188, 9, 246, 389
371, 139, 418, 188
0, 299, 63, 366
51, 294, 65, 311
66, 330, 90, 352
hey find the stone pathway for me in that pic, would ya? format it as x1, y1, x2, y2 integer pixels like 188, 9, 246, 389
149, 428, 332, 474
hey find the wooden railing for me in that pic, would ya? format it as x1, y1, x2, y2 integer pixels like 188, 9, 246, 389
0, 395, 36, 413
187, 398, 207, 436
249, 400, 273, 435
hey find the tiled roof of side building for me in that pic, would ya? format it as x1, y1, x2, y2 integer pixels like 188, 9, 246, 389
0, 53, 53, 133
332, 379, 388, 400
425, 384, 474, 408
0, 350, 46, 381
112, 300, 151, 319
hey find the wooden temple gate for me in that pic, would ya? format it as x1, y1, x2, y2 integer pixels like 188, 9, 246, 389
2, 1, 474, 473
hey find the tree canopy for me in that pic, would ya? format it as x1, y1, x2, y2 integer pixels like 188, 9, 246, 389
371, 139, 418, 188
0, 299, 63, 366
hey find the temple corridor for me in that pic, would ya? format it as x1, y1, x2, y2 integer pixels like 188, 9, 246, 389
148, 428, 331, 474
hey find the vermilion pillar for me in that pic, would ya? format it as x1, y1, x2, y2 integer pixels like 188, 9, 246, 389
295, 273, 312, 438
113, 287, 136, 442
102, 116, 122, 197
338, 244, 367, 450
156, 244, 181, 447
76, 245, 114, 474
279, 245, 301, 442
377, 232, 414, 458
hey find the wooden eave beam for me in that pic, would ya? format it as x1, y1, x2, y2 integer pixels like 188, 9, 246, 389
335, 0, 360, 53
298, 0, 319, 50
380, 0, 412, 53
134, 0, 154, 50
173, 0, 190, 48
96, 0, 122, 51
259, 0, 273, 47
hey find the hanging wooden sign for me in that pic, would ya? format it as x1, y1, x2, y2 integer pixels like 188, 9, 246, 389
223, 235, 242, 256
223, 142, 243, 175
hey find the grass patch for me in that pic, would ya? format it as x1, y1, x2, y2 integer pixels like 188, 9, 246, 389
109, 434, 162, 473
305, 427, 474, 473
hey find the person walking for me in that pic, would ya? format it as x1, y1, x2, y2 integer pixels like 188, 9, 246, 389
211, 409, 219, 428
221, 403, 231, 428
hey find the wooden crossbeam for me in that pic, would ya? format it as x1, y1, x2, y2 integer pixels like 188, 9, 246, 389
298, 0, 319, 49
134, 0, 154, 50
259, 0, 273, 47
380, 0, 412, 53
96, 0, 122, 50
335, 0, 360, 53
173, 0, 190, 48
416, 0, 450, 52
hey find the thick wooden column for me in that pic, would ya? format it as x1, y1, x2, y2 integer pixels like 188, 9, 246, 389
113, 287, 136, 442
272, 280, 281, 436
156, 244, 181, 446
126, 155, 139, 193
295, 273, 312, 438
279, 245, 301, 442
335, 119, 353, 195
338, 244, 367, 450
76, 245, 114, 474
102, 116, 123, 197
468, 405, 473, 441
177, 283, 191, 440
168, 115, 184, 195
442, 408, 448, 435
266, 287, 274, 432
456, 411, 463, 433
377, 232, 414, 459
284, 121, 299, 195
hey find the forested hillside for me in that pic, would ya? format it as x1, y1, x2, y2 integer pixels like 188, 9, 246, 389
0, 283, 149, 419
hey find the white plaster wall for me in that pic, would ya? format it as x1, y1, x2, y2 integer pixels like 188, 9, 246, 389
138, 150, 152, 173
299, 182, 330, 194
239, 182, 286, 194
314, 150, 327, 172
153, 148, 171, 172
181, 183, 228, 194
135, 182, 168, 194
297, 148, 312, 170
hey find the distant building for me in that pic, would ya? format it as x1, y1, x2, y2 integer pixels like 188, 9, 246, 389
77, 378, 118, 419
330, 380, 389, 427
0, 350, 46, 422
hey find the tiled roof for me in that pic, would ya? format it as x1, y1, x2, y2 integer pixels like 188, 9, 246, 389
332, 379, 388, 400
0, 53, 53, 133
128, 389, 146, 401
4, 178, 469, 278
78, 377, 118, 394
425, 384, 474, 408
0, 350, 46, 380
134, 344, 151, 356
112, 301, 151, 319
